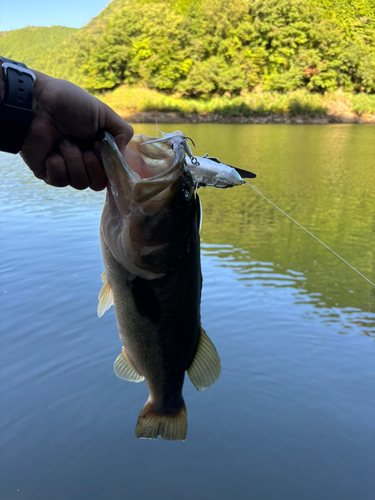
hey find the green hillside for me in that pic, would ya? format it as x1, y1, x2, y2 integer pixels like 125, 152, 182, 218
1, 0, 375, 100
314, 0, 375, 45
0, 26, 77, 68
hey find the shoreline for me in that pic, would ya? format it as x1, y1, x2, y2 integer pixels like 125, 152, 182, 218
120, 110, 375, 125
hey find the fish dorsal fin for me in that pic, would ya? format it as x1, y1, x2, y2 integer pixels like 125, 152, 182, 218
97, 272, 114, 317
114, 347, 145, 383
187, 326, 221, 391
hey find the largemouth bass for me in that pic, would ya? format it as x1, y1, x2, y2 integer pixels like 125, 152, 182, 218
98, 131, 220, 440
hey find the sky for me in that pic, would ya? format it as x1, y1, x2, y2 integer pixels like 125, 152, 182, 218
0, 0, 110, 32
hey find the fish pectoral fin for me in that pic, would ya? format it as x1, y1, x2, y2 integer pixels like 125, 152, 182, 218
97, 272, 114, 317
187, 326, 221, 391
114, 347, 145, 383
135, 401, 187, 441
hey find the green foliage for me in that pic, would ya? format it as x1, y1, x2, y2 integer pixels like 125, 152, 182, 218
98, 84, 375, 117
314, 0, 375, 46
2, 0, 375, 96
0, 26, 77, 68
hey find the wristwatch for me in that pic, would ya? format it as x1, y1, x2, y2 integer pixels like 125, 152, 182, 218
0, 56, 36, 154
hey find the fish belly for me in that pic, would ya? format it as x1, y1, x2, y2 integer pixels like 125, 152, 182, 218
100, 225, 201, 414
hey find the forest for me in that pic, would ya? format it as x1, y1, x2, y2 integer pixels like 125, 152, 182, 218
1, 0, 375, 117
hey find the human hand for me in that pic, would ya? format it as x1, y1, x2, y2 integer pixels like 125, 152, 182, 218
20, 70, 133, 191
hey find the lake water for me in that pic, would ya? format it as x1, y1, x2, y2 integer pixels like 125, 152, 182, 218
1, 124, 374, 500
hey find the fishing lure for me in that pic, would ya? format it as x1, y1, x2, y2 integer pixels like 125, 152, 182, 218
185, 154, 255, 189
142, 131, 256, 189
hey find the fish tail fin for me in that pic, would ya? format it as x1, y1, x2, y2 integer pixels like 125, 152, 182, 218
135, 401, 187, 441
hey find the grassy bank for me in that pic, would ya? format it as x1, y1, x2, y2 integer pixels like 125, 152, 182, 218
97, 86, 375, 123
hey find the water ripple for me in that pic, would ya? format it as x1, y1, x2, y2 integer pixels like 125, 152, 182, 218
202, 244, 375, 338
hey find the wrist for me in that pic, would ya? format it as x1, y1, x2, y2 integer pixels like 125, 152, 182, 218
0, 57, 36, 154
29, 69, 50, 114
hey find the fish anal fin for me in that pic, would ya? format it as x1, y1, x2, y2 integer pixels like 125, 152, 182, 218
97, 272, 114, 317
187, 326, 221, 391
114, 347, 144, 383
135, 401, 187, 441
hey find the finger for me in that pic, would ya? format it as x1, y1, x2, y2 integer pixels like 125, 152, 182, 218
45, 154, 69, 188
59, 138, 90, 190
114, 133, 132, 159
101, 104, 134, 157
20, 117, 55, 181
83, 150, 107, 191
93, 141, 101, 158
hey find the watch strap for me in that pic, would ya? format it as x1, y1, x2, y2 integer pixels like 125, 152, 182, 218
0, 56, 35, 154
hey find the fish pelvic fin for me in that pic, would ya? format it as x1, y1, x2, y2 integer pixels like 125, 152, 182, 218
187, 326, 221, 391
135, 401, 187, 441
114, 347, 145, 383
97, 272, 114, 317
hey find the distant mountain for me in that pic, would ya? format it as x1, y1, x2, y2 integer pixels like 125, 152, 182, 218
1, 0, 374, 95
0, 26, 77, 68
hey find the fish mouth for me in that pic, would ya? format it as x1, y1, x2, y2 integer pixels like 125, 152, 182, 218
124, 134, 178, 180
100, 131, 187, 204
99, 131, 195, 280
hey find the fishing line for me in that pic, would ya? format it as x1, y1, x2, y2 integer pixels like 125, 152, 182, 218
245, 182, 375, 288
155, 118, 162, 137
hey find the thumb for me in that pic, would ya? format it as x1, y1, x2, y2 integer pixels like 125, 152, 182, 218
102, 103, 134, 158
115, 132, 132, 159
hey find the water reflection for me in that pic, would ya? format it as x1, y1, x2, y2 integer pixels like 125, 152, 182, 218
1, 124, 375, 328
0, 152, 105, 217
202, 243, 375, 337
